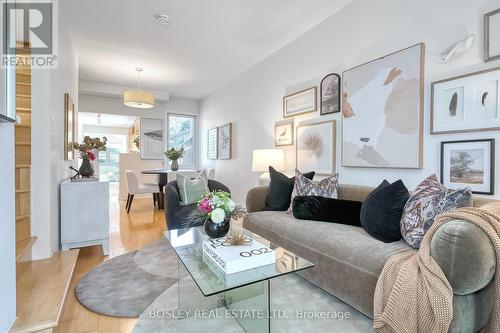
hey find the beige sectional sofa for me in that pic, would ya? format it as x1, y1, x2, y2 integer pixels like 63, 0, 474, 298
243, 184, 500, 333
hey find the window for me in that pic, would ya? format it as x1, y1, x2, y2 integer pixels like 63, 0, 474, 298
167, 113, 197, 167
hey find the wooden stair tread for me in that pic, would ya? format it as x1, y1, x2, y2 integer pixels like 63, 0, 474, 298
16, 214, 30, 221
15, 141, 31, 146
16, 82, 31, 87
10, 250, 80, 333
15, 237, 36, 262
15, 165, 31, 169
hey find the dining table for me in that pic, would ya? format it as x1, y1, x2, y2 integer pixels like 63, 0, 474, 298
141, 168, 199, 209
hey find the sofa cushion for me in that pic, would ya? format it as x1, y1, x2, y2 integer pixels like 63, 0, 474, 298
400, 174, 472, 249
243, 211, 410, 317
265, 167, 315, 211
360, 179, 409, 243
177, 171, 209, 205
292, 196, 362, 226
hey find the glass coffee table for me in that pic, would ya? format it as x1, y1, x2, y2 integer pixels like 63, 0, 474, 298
165, 226, 314, 333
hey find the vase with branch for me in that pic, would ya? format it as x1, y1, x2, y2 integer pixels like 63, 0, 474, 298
73, 136, 107, 178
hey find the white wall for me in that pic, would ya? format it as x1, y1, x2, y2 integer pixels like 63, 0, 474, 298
31, 0, 80, 259
200, 0, 500, 203
0, 123, 16, 333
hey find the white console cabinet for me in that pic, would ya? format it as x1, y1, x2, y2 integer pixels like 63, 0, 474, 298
61, 179, 110, 255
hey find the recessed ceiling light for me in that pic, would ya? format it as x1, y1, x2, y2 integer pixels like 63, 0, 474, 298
155, 14, 171, 26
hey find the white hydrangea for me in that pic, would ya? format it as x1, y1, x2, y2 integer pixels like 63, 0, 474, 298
211, 208, 226, 223
225, 199, 236, 212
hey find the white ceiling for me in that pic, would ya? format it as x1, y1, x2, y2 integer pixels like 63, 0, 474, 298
66, 0, 351, 99
79, 112, 138, 128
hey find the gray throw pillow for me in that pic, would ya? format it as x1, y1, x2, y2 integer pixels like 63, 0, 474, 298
400, 174, 472, 249
177, 171, 209, 205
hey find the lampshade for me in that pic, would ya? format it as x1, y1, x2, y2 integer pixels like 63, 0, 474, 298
123, 90, 155, 109
252, 149, 285, 172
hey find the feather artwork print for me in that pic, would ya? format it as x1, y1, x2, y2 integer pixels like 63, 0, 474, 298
482, 92, 488, 111
303, 132, 326, 157
449, 92, 458, 116
280, 128, 287, 137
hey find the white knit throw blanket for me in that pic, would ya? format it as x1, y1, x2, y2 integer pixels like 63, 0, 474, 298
373, 207, 500, 333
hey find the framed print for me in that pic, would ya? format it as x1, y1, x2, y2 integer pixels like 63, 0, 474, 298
320, 73, 341, 115
441, 139, 495, 195
218, 122, 232, 159
207, 127, 218, 160
342, 43, 425, 168
64, 93, 75, 160
431, 67, 500, 134
283, 86, 317, 118
485, 8, 500, 62
274, 120, 294, 146
140, 117, 164, 160
296, 120, 336, 175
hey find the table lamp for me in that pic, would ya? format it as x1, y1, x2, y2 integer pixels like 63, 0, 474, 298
252, 149, 285, 185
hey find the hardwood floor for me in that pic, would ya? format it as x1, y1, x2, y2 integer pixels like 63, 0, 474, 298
57, 183, 166, 333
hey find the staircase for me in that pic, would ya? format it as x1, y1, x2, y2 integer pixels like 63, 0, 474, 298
10, 42, 80, 333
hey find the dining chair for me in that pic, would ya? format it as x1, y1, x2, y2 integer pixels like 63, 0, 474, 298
125, 170, 160, 213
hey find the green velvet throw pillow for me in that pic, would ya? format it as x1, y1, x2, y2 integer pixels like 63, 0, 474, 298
177, 171, 209, 205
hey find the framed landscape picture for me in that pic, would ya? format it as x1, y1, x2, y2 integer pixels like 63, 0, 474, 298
441, 139, 495, 195
320, 73, 340, 115
274, 120, 294, 146
296, 120, 336, 175
431, 67, 500, 134
283, 86, 317, 118
140, 118, 164, 160
485, 8, 500, 62
342, 43, 425, 168
207, 127, 218, 160
64, 93, 75, 161
218, 122, 232, 159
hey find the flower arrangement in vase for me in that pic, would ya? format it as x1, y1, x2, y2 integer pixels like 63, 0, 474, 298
73, 136, 107, 178
164, 146, 184, 171
187, 191, 245, 238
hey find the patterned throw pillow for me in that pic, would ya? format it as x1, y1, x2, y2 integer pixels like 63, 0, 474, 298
400, 174, 472, 248
177, 171, 209, 206
289, 170, 339, 211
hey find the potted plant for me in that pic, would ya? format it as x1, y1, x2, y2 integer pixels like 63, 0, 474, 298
73, 136, 107, 177
187, 191, 246, 238
164, 147, 184, 171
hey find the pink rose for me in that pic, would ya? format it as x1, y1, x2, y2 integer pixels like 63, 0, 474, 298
198, 197, 213, 213
87, 151, 96, 161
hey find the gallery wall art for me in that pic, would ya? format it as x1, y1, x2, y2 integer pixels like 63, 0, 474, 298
283, 86, 317, 118
64, 93, 75, 161
441, 139, 495, 195
431, 66, 500, 134
485, 8, 500, 62
274, 120, 294, 146
140, 117, 164, 160
218, 122, 232, 159
320, 73, 340, 115
207, 127, 218, 159
296, 120, 336, 175
342, 43, 425, 169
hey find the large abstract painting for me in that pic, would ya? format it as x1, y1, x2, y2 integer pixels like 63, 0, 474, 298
140, 118, 164, 160
342, 43, 424, 168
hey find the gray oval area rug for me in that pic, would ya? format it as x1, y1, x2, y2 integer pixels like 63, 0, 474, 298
76, 239, 181, 317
